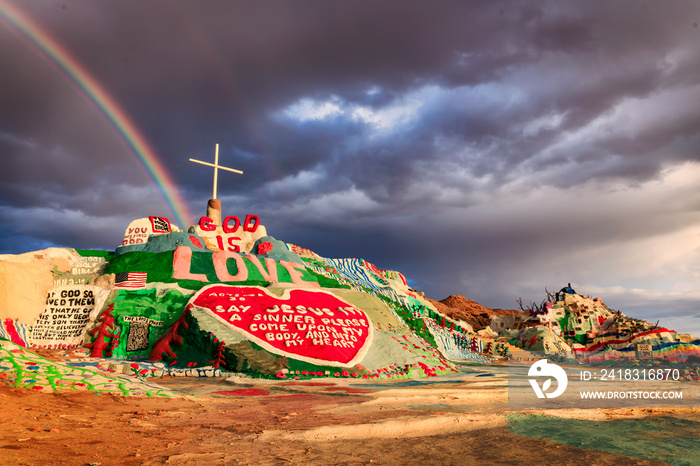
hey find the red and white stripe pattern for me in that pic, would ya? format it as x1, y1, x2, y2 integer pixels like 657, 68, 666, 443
114, 272, 147, 289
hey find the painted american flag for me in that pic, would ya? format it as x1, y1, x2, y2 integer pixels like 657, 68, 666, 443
114, 272, 147, 289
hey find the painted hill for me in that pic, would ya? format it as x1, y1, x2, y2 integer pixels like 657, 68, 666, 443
1, 212, 699, 393
0, 214, 513, 386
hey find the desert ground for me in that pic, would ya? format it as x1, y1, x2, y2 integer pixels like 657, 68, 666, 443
2, 363, 698, 466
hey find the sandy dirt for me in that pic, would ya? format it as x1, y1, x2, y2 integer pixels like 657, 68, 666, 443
3, 371, 695, 466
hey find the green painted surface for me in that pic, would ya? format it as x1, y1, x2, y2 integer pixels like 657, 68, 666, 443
103, 250, 175, 282
0, 340, 175, 397
507, 414, 700, 466
75, 249, 113, 259
305, 267, 350, 289
107, 288, 191, 359
104, 249, 320, 289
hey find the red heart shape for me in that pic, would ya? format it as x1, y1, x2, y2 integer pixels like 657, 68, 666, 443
189, 285, 374, 367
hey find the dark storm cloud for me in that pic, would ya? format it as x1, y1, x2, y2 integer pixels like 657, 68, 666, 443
1, 1, 699, 333
8, 1, 696, 194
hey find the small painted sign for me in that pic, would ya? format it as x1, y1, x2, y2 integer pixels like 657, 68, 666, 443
121, 216, 173, 246
636, 343, 653, 358
150, 216, 172, 234
123, 316, 164, 352
189, 285, 373, 367
32, 285, 100, 347
193, 214, 267, 253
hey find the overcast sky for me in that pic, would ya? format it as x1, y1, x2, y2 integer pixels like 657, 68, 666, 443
1, 1, 699, 335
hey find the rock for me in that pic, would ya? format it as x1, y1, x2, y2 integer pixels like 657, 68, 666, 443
477, 326, 498, 339
426, 295, 521, 331
0, 256, 55, 324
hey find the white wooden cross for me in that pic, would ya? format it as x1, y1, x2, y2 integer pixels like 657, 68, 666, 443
189, 144, 243, 199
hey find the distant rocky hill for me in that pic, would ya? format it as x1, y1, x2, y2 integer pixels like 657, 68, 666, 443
427, 295, 522, 331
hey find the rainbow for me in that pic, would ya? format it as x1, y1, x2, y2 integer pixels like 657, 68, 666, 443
0, 1, 192, 228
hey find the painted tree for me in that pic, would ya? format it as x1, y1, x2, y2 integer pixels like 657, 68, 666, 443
148, 305, 192, 362
526, 335, 540, 349
208, 339, 227, 369
495, 342, 509, 358
85, 304, 116, 358
469, 337, 480, 353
